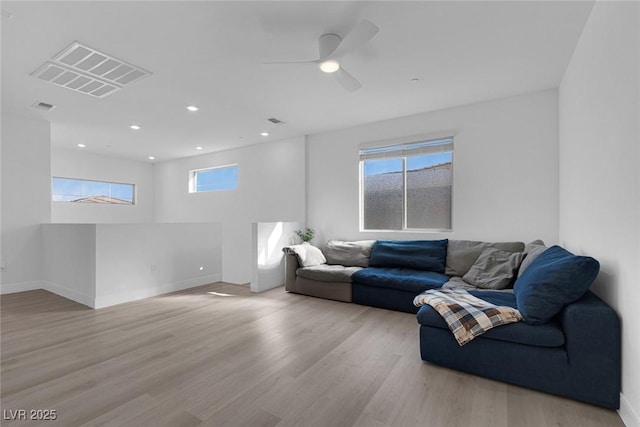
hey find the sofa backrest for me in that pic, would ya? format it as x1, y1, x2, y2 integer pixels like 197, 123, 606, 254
324, 240, 376, 267
369, 239, 449, 273
446, 240, 525, 277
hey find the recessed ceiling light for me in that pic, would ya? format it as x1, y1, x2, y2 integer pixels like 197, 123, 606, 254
319, 60, 340, 73
260, 132, 269, 137
186, 105, 199, 112
410, 78, 421, 84
130, 124, 141, 130
195, 146, 203, 150
77, 143, 86, 148
148, 156, 155, 160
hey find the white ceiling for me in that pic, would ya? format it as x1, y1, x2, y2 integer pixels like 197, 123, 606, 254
1, 1, 594, 162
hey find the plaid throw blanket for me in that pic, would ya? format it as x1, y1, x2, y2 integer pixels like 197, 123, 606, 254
414, 289, 523, 346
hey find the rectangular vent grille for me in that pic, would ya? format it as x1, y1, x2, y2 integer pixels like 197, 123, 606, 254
267, 117, 285, 124
31, 101, 55, 111
31, 41, 152, 98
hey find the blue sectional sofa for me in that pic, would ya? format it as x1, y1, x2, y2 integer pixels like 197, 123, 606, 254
283, 238, 621, 408
352, 267, 449, 313
351, 239, 527, 313
418, 289, 620, 408
352, 239, 451, 313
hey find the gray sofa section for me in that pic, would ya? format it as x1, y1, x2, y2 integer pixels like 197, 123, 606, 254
284, 254, 356, 302
284, 239, 375, 302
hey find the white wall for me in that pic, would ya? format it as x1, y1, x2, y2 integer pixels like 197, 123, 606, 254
42, 224, 96, 307
559, 2, 640, 425
251, 221, 302, 293
51, 148, 154, 223
39, 223, 222, 308
307, 90, 559, 245
0, 114, 51, 292
0, 115, 2, 287
94, 223, 222, 308
154, 136, 306, 284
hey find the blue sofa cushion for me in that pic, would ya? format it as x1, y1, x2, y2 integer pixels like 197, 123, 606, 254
514, 245, 600, 325
352, 267, 449, 293
416, 290, 565, 347
368, 239, 448, 273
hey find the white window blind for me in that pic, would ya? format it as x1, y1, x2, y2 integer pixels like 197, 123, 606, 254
359, 136, 453, 161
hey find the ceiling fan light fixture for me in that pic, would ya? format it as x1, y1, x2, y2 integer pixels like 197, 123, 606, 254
319, 60, 340, 73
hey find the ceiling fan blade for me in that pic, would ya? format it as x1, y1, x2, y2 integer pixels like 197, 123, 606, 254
335, 67, 362, 92
330, 19, 379, 58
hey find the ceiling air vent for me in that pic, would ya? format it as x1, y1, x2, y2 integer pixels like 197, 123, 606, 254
30, 41, 152, 98
31, 101, 56, 112
267, 117, 285, 125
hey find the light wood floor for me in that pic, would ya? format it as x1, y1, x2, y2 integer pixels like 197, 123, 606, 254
1, 283, 623, 427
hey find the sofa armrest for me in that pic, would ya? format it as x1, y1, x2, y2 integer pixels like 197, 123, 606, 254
560, 291, 621, 407
284, 253, 300, 292
561, 291, 620, 359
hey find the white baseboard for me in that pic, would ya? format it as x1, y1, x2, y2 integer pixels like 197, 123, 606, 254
0, 280, 44, 294
42, 281, 94, 309
620, 393, 640, 427
94, 273, 222, 309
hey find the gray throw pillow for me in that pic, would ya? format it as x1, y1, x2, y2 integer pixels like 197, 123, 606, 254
517, 240, 547, 278
324, 240, 375, 267
446, 240, 525, 277
462, 248, 524, 290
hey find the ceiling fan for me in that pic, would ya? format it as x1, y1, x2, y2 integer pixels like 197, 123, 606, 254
264, 19, 379, 92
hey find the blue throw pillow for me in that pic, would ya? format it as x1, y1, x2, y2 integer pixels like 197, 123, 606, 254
368, 239, 448, 273
514, 245, 599, 325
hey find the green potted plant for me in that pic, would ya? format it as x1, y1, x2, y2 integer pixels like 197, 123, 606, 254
295, 227, 315, 244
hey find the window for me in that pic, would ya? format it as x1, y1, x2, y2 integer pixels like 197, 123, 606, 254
189, 164, 238, 193
52, 177, 135, 204
360, 136, 453, 231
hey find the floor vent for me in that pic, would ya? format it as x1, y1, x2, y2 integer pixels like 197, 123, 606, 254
31, 41, 152, 98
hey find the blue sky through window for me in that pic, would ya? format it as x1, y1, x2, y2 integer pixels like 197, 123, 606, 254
407, 152, 452, 171
363, 158, 402, 176
52, 177, 134, 203
195, 165, 238, 192
364, 152, 452, 175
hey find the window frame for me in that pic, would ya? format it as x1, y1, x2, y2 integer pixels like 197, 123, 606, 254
188, 163, 239, 194
358, 135, 454, 233
51, 176, 136, 205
